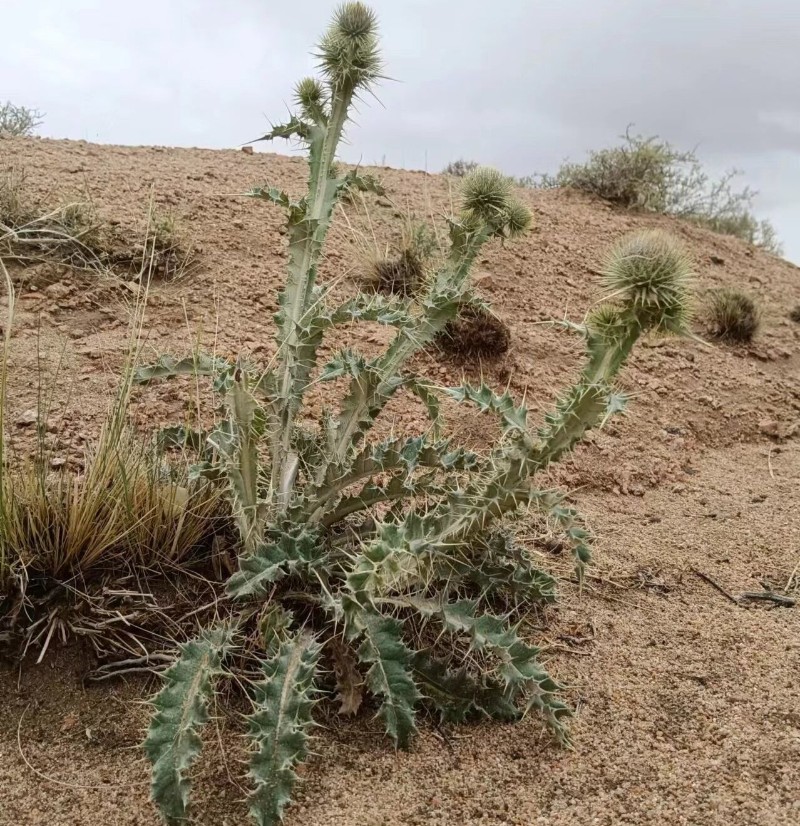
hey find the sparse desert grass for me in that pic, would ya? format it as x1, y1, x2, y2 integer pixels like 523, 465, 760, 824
0, 168, 196, 280
362, 217, 438, 296
0, 247, 219, 605
527, 129, 782, 255
140, 207, 196, 281
0, 164, 37, 228
705, 288, 760, 343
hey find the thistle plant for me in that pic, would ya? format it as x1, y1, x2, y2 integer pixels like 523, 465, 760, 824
138, 5, 693, 824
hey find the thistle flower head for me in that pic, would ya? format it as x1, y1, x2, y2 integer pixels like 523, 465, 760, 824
317, 3, 381, 93
601, 230, 693, 334
460, 167, 513, 221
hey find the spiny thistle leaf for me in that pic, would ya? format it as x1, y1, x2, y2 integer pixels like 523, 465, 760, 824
247, 632, 321, 826
227, 530, 319, 599
134, 353, 233, 385
407, 597, 571, 743
343, 599, 420, 747
410, 652, 519, 724
272, 287, 408, 428
401, 377, 442, 438
144, 626, 233, 824
252, 116, 312, 144
439, 531, 559, 605
529, 490, 593, 579
446, 382, 528, 432
304, 434, 482, 526
347, 514, 432, 596
337, 168, 386, 197
535, 381, 610, 467
247, 186, 306, 216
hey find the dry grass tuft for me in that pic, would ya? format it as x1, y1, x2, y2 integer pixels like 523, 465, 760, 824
705, 288, 760, 343
363, 219, 438, 296
1, 428, 223, 580
0, 245, 217, 605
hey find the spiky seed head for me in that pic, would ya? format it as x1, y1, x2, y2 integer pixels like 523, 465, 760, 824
460, 167, 514, 223
294, 77, 326, 113
502, 198, 533, 238
317, 3, 381, 93
601, 230, 693, 335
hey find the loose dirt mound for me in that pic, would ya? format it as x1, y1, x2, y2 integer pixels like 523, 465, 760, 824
1, 137, 798, 825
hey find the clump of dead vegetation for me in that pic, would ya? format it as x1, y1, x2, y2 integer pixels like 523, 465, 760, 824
526, 129, 782, 255
364, 219, 436, 296
789, 305, 800, 324
0, 166, 195, 281
436, 299, 511, 360
369, 248, 423, 296
704, 288, 760, 343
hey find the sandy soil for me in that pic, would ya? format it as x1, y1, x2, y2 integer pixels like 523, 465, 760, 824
0, 136, 799, 825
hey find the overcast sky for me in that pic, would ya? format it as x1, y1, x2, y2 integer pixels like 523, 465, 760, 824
4, 0, 800, 261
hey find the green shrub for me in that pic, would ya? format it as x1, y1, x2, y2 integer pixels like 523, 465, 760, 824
705, 288, 760, 343
137, 7, 693, 824
529, 129, 782, 255
0, 102, 43, 137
